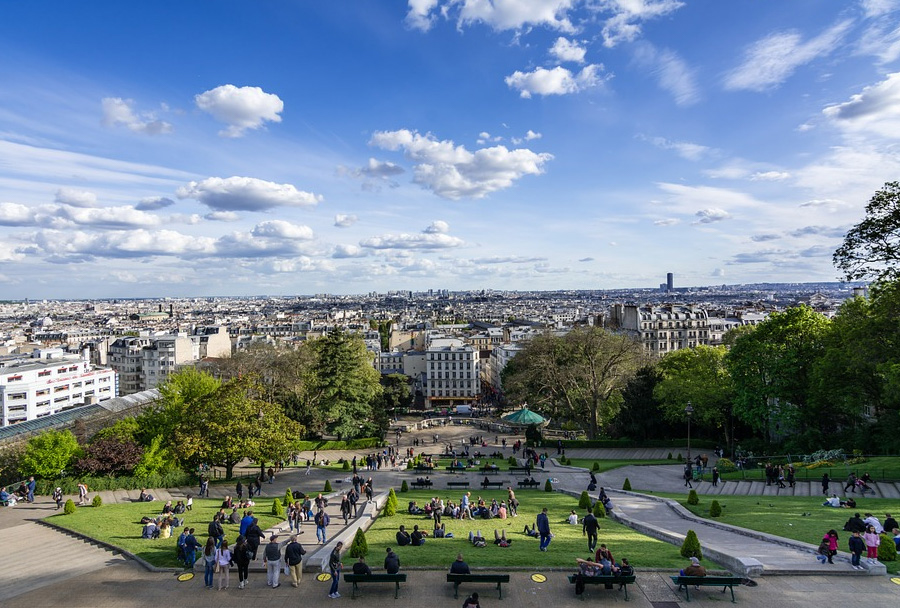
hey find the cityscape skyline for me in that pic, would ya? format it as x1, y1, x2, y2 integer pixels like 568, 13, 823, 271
1, 2, 899, 299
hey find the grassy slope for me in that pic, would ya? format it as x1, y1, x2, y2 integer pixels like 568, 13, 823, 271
564, 459, 674, 473
719, 456, 900, 482
366, 490, 691, 569
48, 498, 283, 568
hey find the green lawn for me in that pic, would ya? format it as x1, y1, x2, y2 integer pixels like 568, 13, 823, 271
564, 459, 674, 473
719, 456, 900, 482
48, 498, 284, 568
644, 491, 900, 573
367, 490, 698, 570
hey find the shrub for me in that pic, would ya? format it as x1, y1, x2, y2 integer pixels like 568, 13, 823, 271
709, 500, 722, 518
716, 458, 737, 473
677, 453, 683, 461
406, 460, 414, 469
879, 535, 898, 562
342, 460, 351, 471
272, 498, 285, 517
508, 456, 518, 466
593, 501, 605, 518
348, 528, 368, 558
21, 429, 81, 479
324, 480, 332, 493
284, 488, 294, 507
578, 491, 591, 510
63, 499, 76, 514
687, 490, 699, 505
92, 494, 103, 508
667, 452, 673, 460
680, 529, 702, 559
592, 462, 600, 472
544, 479, 553, 492
34, 470, 193, 495
383, 488, 398, 516
400, 480, 409, 493
623, 478, 632, 491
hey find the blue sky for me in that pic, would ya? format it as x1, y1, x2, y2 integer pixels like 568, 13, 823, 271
1, 0, 899, 299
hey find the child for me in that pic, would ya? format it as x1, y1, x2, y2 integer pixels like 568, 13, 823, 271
849, 530, 866, 570
824, 530, 839, 564
186, 494, 193, 511
863, 525, 881, 564
816, 538, 830, 564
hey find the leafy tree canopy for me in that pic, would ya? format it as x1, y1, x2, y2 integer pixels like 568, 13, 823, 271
20, 429, 80, 478
834, 181, 900, 282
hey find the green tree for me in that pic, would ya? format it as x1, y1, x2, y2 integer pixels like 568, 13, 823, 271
613, 365, 668, 441
502, 327, 645, 438
20, 429, 80, 478
833, 181, 900, 282
383, 488, 398, 516
76, 437, 143, 476
139, 367, 221, 446
680, 529, 702, 559
132, 436, 171, 478
92, 417, 140, 443
578, 491, 591, 509
349, 527, 369, 558
654, 346, 735, 451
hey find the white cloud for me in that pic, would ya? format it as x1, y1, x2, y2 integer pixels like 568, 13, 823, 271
35, 228, 216, 259
550, 37, 586, 63
101, 97, 172, 135
861, 0, 900, 17
644, 136, 710, 161
525, 129, 542, 140
424, 220, 450, 234
176, 176, 322, 211
653, 218, 680, 226
360, 222, 464, 250
750, 170, 790, 181
505, 64, 607, 98
448, 0, 577, 32
724, 20, 852, 91
0, 202, 35, 226
823, 72, 900, 137
135, 196, 175, 211
251, 220, 314, 240
633, 43, 699, 106
55, 187, 97, 208
472, 255, 548, 264
405, 0, 440, 30
355, 158, 405, 178
333, 244, 367, 258
856, 22, 900, 63
599, 0, 686, 48
694, 208, 732, 224
370, 129, 552, 199
194, 85, 284, 138
334, 214, 358, 228
56, 205, 163, 229
204, 211, 240, 222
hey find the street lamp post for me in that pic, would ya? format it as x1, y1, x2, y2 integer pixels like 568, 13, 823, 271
685, 402, 694, 464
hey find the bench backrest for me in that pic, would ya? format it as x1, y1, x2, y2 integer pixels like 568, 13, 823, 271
569, 575, 636, 584
672, 576, 741, 585
345, 574, 407, 582
447, 573, 511, 582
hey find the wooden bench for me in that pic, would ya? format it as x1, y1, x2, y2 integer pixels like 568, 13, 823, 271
447, 481, 470, 489
670, 575, 743, 603
344, 573, 408, 599
447, 573, 510, 599
568, 574, 636, 601
517, 479, 541, 489
508, 467, 532, 474
481, 480, 505, 489
410, 481, 433, 489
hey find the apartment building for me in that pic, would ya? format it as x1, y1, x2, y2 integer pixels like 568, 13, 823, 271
424, 337, 479, 409
0, 349, 117, 426
609, 303, 710, 355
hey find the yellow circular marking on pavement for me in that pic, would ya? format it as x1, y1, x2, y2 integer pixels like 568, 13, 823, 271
177, 573, 194, 582
317, 573, 332, 582
891, 577, 900, 585
531, 573, 547, 583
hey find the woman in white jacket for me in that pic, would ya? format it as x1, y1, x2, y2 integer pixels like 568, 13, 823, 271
216, 539, 233, 590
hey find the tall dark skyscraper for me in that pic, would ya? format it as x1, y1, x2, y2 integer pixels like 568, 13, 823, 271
666, 273, 674, 292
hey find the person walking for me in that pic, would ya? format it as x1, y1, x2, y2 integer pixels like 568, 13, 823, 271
683, 465, 693, 489
202, 537, 217, 589
246, 517, 264, 560
315, 508, 330, 544
236, 481, 243, 501
285, 534, 306, 588
215, 539, 233, 590
263, 535, 282, 588
340, 495, 352, 524
821, 473, 830, 496
233, 535, 252, 589
537, 507, 552, 552
26, 476, 35, 503
328, 541, 343, 598
77, 482, 88, 505
583, 509, 599, 552
711, 467, 720, 487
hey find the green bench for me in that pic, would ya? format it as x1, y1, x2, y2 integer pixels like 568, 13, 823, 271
447, 481, 470, 489
480, 468, 501, 475
567, 574, 636, 601
481, 480, 504, 489
517, 479, 540, 489
670, 575, 744, 602
508, 467, 531, 474
344, 573, 407, 599
410, 480, 433, 489
446, 466, 468, 473
447, 573, 510, 599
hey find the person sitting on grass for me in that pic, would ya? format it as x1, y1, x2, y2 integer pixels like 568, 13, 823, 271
142, 518, 160, 539
396, 525, 412, 546
823, 494, 841, 508
408, 501, 425, 515
568, 510, 579, 525
469, 530, 486, 547
493, 529, 511, 546
523, 523, 539, 538
411, 525, 426, 546
139, 489, 153, 502
450, 553, 470, 574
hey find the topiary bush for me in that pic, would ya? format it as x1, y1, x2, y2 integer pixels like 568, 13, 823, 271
508, 456, 518, 466
544, 479, 553, 492
677, 453, 683, 461
623, 478, 632, 491
400, 480, 409, 492
284, 488, 294, 507
383, 488, 398, 516
63, 499, 76, 514
680, 529, 702, 559
879, 534, 898, 562
348, 527, 369, 558
593, 501, 605, 518
91, 494, 103, 508
578, 491, 591, 510
592, 462, 600, 471
324, 480, 332, 493
709, 500, 722, 518
667, 452, 673, 460
716, 458, 737, 473
687, 489, 699, 505
406, 460, 414, 469
342, 460, 351, 471
272, 498, 285, 517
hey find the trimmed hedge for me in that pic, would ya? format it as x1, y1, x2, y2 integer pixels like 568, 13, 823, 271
349, 528, 368, 558
578, 491, 591, 510
622, 478, 632, 491
35, 470, 193, 495
400, 480, 409, 492
680, 529, 702, 559
294, 438, 385, 451
63, 499, 76, 514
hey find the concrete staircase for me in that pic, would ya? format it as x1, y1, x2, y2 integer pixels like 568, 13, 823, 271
0, 522, 126, 601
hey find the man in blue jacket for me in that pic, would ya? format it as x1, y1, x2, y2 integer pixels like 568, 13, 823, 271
537, 507, 552, 551
315, 508, 330, 544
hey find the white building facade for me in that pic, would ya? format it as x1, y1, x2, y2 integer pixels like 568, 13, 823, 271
424, 338, 480, 409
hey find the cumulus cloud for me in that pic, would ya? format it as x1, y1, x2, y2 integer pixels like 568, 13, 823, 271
694, 208, 731, 224
409, 0, 576, 33
204, 211, 240, 222
600, 0, 686, 48
194, 85, 284, 137
823, 72, 900, 137
550, 37, 586, 63
177, 176, 322, 211
360, 222, 464, 250
512, 129, 543, 144
251, 220, 314, 240
355, 158, 405, 178
334, 214, 358, 228
633, 42, 699, 106
135, 196, 175, 211
0, 202, 35, 226
724, 20, 852, 91
55, 205, 163, 229
55, 188, 97, 208
35, 228, 215, 259
332, 244, 367, 258
405, 0, 440, 30
789, 225, 846, 238
505, 64, 607, 98
370, 129, 552, 199
101, 97, 173, 135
